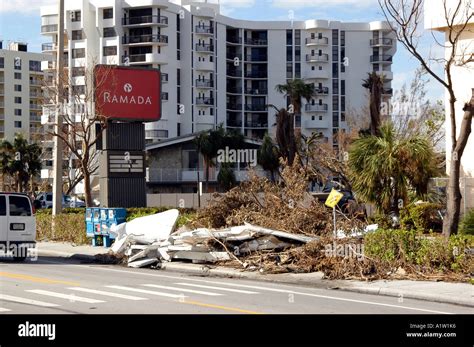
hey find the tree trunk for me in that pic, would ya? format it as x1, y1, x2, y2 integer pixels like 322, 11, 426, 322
83, 171, 93, 207
443, 91, 474, 237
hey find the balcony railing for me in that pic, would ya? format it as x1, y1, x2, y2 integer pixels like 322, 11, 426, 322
306, 54, 329, 62
245, 54, 268, 62
195, 25, 214, 34
315, 87, 329, 94
30, 115, 42, 122
30, 80, 42, 86
244, 71, 267, 78
227, 69, 242, 77
245, 38, 268, 46
195, 43, 214, 52
370, 55, 393, 63
227, 121, 242, 127
0, 102, 4, 108
29, 104, 42, 110
42, 43, 57, 51
245, 104, 267, 112
226, 52, 242, 60
196, 97, 214, 105
227, 86, 242, 94
305, 104, 328, 112
227, 36, 242, 44
30, 92, 42, 98
122, 15, 168, 26
148, 168, 269, 183
41, 24, 58, 33
244, 88, 267, 95
245, 121, 268, 128
123, 34, 168, 44
305, 37, 329, 45
227, 103, 242, 110
196, 79, 214, 88
370, 38, 393, 46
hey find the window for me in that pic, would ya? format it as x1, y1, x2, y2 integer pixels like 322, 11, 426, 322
14, 57, 22, 70
14, 109, 22, 116
71, 10, 81, 22
29, 60, 41, 72
14, 121, 22, 128
103, 8, 113, 19
176, 14, 181, 32
72, 85, 85, 95
0, 57, 4, 68
14, 72, 22, 80
9, 195, 31, 216
72, 30, 83, 40
72, 67, 85, 77
14, 84, 22, 92
103, 46, 117, 56
72, 48, 85, 59
286, 46, 293, 61
286, 30, 293, 45
341, 80, 346, 95
14, 97, 22, 104
295, 30, 301, 45
103, 27, 116, 38
0, 196, 6, 216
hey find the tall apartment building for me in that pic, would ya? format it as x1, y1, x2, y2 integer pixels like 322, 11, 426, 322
0, 41, 50, 142
40, 0, 396, 147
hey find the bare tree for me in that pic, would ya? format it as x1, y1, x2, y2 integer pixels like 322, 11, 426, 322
43, 59, 113, 206
379, 0, 474, 236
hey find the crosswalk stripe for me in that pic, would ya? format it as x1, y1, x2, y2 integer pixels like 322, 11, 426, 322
67, 287, 148, 301
0, 294, 59, 308
106, 285, 187, 299
174, 283, 259, 294
26, 290, 105, 304
142, 284, 223, 296
0, 307, 12, 312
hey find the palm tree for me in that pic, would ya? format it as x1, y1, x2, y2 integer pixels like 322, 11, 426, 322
275, 79, 316, 165
362, 72, 384, 136
0, 140, 14, 191
348, 123, 440, 216
258, 134, 279, 181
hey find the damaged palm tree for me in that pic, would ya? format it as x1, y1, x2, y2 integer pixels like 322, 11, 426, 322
362, 72, 384, 136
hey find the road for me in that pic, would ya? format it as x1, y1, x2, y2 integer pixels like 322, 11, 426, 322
0, 256, 471, 314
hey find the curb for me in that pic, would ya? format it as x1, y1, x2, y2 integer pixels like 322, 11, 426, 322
37, 249, 473, 308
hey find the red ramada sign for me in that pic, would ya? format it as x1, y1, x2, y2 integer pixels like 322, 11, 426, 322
94, 65, 161, 122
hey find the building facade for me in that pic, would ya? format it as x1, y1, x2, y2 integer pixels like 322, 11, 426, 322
0, 41, 50, 142
425, 0, 474, 211
40, 0, 396, 148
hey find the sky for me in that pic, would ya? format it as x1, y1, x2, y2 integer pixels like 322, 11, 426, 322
0, 0, 445, 102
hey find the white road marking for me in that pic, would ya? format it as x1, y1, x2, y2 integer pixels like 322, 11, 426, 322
0, 294, 59, 308
142, 284, 223, 296
0, 307, 12, 312
174, 283, 259, 294
26, 290, 105, 304
106, 285, 187, 299
67, 287, 148, 301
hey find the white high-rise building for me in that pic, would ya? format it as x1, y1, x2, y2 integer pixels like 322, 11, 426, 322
40, 0, 396, 146
0, 41, 50, 142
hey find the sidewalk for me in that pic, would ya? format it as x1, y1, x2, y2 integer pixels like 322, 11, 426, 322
36, 241, 474, 308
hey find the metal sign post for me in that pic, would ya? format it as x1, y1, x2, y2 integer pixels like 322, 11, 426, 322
325, 189, 344, 239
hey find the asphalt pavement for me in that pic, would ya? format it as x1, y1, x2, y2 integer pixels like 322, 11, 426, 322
0, 256, 471, 314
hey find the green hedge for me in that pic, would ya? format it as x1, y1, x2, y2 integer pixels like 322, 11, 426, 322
459, 209, 474, 236
400, 203, 444, 233
364, 228, 473, 273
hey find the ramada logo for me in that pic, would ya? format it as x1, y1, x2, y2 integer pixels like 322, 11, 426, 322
103, 83, 152, 105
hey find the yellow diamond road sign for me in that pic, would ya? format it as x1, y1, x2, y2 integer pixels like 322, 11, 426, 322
325, 189, 344, 208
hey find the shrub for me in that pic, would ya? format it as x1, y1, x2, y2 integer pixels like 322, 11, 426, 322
400, 202, 443, 233
459, 209, 474, 236
364, 228, 473, 273
36, 213, 88, 245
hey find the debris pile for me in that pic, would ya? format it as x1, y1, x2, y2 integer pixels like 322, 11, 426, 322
109, 209, 318, 268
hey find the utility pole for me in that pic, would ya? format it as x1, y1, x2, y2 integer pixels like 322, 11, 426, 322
52, 0, 64, 216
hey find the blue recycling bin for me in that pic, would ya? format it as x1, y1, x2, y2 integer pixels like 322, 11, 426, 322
86, 208, 127, 247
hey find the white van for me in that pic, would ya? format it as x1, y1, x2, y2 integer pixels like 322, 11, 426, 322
0, 193, 36, 261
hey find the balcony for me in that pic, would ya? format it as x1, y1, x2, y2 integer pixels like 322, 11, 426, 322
42, 42, 57, 52
123, 34, 168, 45
30, 115, 42, 122
122, 15, 168, 27
195, 43, 214, 53
195, 60, 214, 71
196, 97, 214, 106
305, 104, 328, 112
227, 36, 242, 45
0, 113, 4, 120
370, 55, 393, 64
244, 88, 267, 95
244, 71, 267, 79
227, 103, 242, 110
244, 104, 267, 112
304, 118, 331, 129
196, 79, 214, 88
0, 77, 4, 83
245, 121, 268, 128
227, 120, 242, 128
41, 24, 58, 33
30, 79, 42, 86
245, 54, 268, 62
315, 87, 329, 94
305, 37, 329, 46
30, 104, 42, 111
0, 89, 4, 96
245, 38, 268, 46
124, 53, 167, 65
30, 91, 42, 98
0, 102, 4, 108
370, 38, 393, 47
306, 54, 329, 63
195, 25, 214, 35
227, 69, 242, 78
